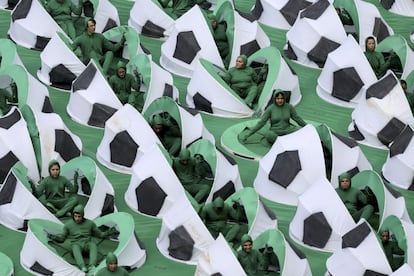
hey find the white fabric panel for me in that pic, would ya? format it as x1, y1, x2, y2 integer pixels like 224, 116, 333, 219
326, 221, 392, 275
195, 234, 246, 276
156, 198, 214, 264
385, 0, 414, 16
97, 104, 161, 173
66, 60, 122, 127
160, 5, 223, 77
254, 124, 326, 206
317, 35, 377, 108
282, 239, 312, 276
125, 144, 186, 218
93, 0, 120, 33
248, 200, 278, 240
128, 0, 175, 38
391, 264, 414, 276
289, 178, 356, 252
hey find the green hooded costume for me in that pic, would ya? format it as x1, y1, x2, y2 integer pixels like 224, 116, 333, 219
200, 197, 245, 244
380, 230, 404, 271
208, 14, 230, 68
243, 90, 306, 144
237, 234, 268, 276
172, 149, 210, 203
96, 252, 129, 275
364, 36, 391, 79
150, 114, 182, 157
45, 0, 83, 39
223, 55, 259, 106
71, 19, 125, 74
49, 204, 116, 272
335, 172, 374, 222
31, 160, 79, 218
108, 61, 143, 111
0, 86, 16, 116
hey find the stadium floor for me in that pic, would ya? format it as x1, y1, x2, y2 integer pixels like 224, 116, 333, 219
1, 0, 414, 275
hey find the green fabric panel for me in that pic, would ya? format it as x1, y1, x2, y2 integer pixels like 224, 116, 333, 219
253, 229, 287, 273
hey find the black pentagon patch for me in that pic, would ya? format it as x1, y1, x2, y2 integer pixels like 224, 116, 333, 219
372, 17, 390, 44
193, 93, 213, 114
240, 40, 261, 57
135, 176, 167, 216
366, 73, 397, 100
332, 67, 364, 102
380, 0, 394, 10
11, 0, 31, 22
269, 150, 301, 188
72, 63, 96, 92
0, 172, 17, 205
88, 103, 118, 128
212, 181, 235, 201
377, 118, 406, 146
342, 221, 370, 248
141, 20, 166, 38
173, 31, 201, 64
49, 64, 77, 90
0, 152, 19, 184
102, 18, 118, 33
285, 42, 298, 60
300, 0, 330, 20
168, 225, 195, 261
389, 126, 413, 157
303, 212, 332, 248
34, 36, 50, 51
30, 261, 53, 275
307, 37, 340, 68
41, 97, 54, 113
349, 122, 365, 141
163, 83, 173, 98
280, 0, 312, 25
0, 108, 20, 129
109, 130, 138, 167
101, 194, 115, 216
54, 129, 81, 162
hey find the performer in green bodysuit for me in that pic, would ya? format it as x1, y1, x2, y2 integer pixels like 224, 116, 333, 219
208, 14, 230, 68
237, 234, 269, 276
335, 172, 374, 222
108, 61, 143, 111
150, 114, 182, 157
48, 204, 118, 273
379, 229, 404, 271
241, 90, 306, 145
71, 18, 125, 75
30, 160, 79, 218
224, 55, 258, 107
364, 36, 392, 79
45, 0, 83, 39
96, 252, 129, 276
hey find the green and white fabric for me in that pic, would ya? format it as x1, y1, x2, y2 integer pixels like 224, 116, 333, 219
0, 252, 13, 276
103, 26, 143, 60
87, 0, 120, 33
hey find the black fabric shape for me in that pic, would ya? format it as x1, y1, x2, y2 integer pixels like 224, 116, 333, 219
372, 17, 390, 44
180, 105, 198, 116
377, 118, 406, 146
72, 63, 96, 92
163, 83, 173, 98
280, 0, 312, 25
101, 194, 115, 216
30, 261, 53, 275
141, 20, 166, 38
193, 92, 213, 114
307, 37, 340, 68
366, 73, 396, 99
380, 0, 394, 10
0, 108, 20, 129
332, 67, 364, 101
41, 97, 54, 113
34, 36, 50, 51
260, 199, 277, 220
237, 0, 263, 22
49, 64, 77, 90
87, 103, 117, 128
0, 172, 17, 205
135, 176, 167, 216
212, 181, 235, 201
173, 31, 201, 64
303, 212, 332, 248
346, 167, 360, 179
284, 42, 298, 60
349, 122, 365, 141
0, 152, 18, 184
54, 129, 81, 162
389, 126, 413, 157
11, 0, 31, 22
83, 1, 93, 17
384, 183, 402, 199
240, 40, 260, 57
18, 219, 29, 232
363, 270, 388, 276
109, 130, 138, 167
300, 0, 329, 20
332, 131, 358, 148
342, 222, 370, 248
268, 150, 301, 188
168, 225, 195, 261
102, 18, 118, 33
